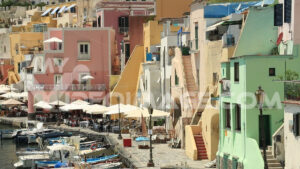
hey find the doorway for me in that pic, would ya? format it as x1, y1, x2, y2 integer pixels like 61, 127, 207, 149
259, 115, 271, 147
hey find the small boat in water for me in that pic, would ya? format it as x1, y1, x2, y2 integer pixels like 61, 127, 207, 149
0, 129, 14, 139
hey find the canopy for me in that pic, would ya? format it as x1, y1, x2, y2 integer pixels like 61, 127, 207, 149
58, 6, 66, 13
44, 37, 62, 43
125, 108, 170, 118
1, 99, 23, 105
105, 104, 139, 115
49, 100, 67, 106
81, 75, 94, 80
34, 101, 52, 109
41, 8, 52, 16
71, 99, 89, 105
65, 4, 76, 11
60, 104, 88, 111
51, 7, 60, 15
206, 21, 225, 32
84, 104, 108, 115
0, 92, 17, 98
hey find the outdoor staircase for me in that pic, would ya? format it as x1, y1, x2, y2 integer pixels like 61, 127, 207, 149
261, 146, 283, 169
194, 134, 208, 160
191, 87, 210, 125
182, 55, 198, 112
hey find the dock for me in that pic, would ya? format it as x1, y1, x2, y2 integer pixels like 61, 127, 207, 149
0, 117, 28, 128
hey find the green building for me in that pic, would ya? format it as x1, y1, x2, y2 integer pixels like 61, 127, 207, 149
217, 6, 300, 169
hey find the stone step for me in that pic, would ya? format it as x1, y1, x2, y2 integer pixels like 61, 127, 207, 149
268, 163, 282, 167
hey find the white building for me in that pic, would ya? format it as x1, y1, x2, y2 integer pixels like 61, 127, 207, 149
282, 100, 300, 169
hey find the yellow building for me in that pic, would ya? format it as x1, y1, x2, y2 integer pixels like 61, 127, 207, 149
9, 32, 43, 84
155, 0, 193, 21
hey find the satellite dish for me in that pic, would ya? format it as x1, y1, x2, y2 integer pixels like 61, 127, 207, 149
277, 32, 283, 46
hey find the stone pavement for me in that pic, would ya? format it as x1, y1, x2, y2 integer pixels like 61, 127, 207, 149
107, 133, 214, 169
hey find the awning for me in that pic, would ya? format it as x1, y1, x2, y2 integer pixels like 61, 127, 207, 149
58, 6, 66, 13
65, 4, 76, 11
51, 7, 60, 15
41, 8, 52, 16
206, 21, 225, 32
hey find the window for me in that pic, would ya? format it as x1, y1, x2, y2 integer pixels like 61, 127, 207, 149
54, 74, 62, 86
54, 58, 63, 66
269, 68, 276, 76
235, 104, 241, 131
125, 44, 130, 61
175, 70, 179, 86
234, 62, 239, 82
15, 44, 19, 55
224, 103, 231, 128
195, 22, 199, 50
118, 16, 129, 33
213, 72, 218, 85
3, 45, 6, 53
293, 113, 300, 136
78, 42, 90, 60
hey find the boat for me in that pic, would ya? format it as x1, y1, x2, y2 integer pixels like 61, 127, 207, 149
35, 155, 119, 168
16, 148, 48, 156
14, 154, 50, 168
91, 162, 122, 169
0, 129, 15, 139
83, 155, 119, 164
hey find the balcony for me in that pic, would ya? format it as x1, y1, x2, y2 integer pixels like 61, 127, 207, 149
119, 27, 129, 34
78, 54, 90, 60
220, 79, 230, 97
29, 84, 106, 91
284, 82, 300, 101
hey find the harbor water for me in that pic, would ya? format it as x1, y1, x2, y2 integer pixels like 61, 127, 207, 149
0, 124, 19, 169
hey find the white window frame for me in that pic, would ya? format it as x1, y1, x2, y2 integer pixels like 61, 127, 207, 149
78, 42, 90, 60
54, 58, 63, 66
54, 74, 63, 87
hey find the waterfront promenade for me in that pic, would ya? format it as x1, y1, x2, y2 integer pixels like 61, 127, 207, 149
49, 124, 212, 169
0, 117, 213, 169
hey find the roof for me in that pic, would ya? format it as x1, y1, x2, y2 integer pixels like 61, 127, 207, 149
282, 100, 300, 106
204, 0, 275, 18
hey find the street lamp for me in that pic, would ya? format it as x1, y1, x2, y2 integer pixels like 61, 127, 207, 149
255, 86, 268, 169
117, 96, 122, 140
147, 104, 154, 167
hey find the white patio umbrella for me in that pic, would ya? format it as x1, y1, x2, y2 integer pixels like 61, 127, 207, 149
0, 92, 18, 98
44, 37, 62, 43
81, 75, 94, 80
105, 104, 139, 115
125, 108, 170, 118
49, 100, 67, 106
34, 101, 52, 109
1, 99, 23, 105
84, 104, 108, 115
71, 99, 90, 105
60, 104, 84, 111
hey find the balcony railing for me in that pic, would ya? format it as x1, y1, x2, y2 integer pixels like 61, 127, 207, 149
284, 82, 300, 100
29, 84, 106, 91
119, 27, 129, 34
78, 54, 91, 60
220, 79, 230, 96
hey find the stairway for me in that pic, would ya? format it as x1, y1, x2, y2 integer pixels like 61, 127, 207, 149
194, 134, 208, 160
182, 55, 198, 112
261, 146, 283, 169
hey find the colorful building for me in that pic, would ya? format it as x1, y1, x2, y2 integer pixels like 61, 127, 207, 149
217, 6, 300, 169
27, 28, 116, 117
9, 32, 44, 85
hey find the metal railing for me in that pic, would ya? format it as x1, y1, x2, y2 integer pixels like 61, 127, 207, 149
119, 27, 129, 34
29, 84, 106, 91
78, 54, 91, 60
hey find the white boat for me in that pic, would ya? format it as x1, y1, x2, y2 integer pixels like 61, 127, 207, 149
91, 162, 122, 169
1, 129, 14, 139
14, 154, 50, 168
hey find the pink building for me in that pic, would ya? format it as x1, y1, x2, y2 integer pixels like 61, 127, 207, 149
27, 28, 116, 114
96, 1, 154, 73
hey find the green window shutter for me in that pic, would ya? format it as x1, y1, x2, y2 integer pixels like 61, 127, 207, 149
223, 154, 229, 169
293, 114, 298, 136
